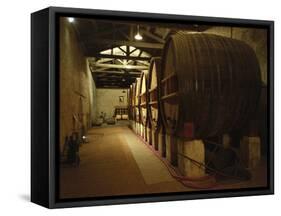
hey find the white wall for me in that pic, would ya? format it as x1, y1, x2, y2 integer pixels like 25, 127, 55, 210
0, 0, 279, 215
96, 88, 128, 119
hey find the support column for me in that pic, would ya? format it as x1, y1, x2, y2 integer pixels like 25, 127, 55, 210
129, 120, 134, 130
152, 129, 158, 150
158, 130, 166, 157
165, 134, 178, 166
222, 134, 231, 148
240, 136, 261, 168
138, 123, 140, 135
132, 121, 134, 132
140, 124, 144, 138
146, 126, 152, 145
136, 122, 139, 135
177, 139, 205, 178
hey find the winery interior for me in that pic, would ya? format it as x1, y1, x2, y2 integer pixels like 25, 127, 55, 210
59, 16, 268, 199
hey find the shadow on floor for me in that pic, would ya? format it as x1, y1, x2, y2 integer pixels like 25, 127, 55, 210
19, 194, 30, 202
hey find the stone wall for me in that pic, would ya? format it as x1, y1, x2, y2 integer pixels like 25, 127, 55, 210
59, 17, 96, 153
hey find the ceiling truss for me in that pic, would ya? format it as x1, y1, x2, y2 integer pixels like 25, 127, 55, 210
73, 19, 171, 88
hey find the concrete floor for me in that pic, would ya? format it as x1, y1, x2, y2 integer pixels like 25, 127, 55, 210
60, 126, 188, 199
60, 125, 267, 199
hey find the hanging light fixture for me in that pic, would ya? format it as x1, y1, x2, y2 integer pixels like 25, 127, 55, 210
68, 17, 74, 23
134, 25, 143, 40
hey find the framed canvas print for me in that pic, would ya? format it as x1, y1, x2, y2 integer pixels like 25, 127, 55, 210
31, 6, 274, 208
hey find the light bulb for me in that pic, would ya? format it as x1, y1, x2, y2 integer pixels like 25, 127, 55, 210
134, 25, 143, 40
134, 33, 143, 40
68, 17, 74, 23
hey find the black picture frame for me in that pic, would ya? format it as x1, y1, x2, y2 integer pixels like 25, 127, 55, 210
31, 6, 274, 208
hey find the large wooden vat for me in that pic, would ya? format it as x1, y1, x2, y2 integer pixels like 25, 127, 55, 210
147, 57, 166, 154
134, 78, 141, 122
134, 78, 141, 134
128, 84, 133, 120
129, 83, 135, 121
139, 70, 149, 127
160, 32, 261, 139
139, 70, 150, 141
147, 57, 162, 132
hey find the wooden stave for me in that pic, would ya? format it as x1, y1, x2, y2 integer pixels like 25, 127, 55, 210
134, 78, 141, 123
147, 57, 162, 132
128, 84, 132, 120
159, 35, 179, 135
129, 84, 135, 121
132, 83, 136, 121
159, 32, 261, 138
139, 71, 149, 127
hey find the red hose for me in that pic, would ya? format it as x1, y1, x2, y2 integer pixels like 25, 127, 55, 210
134, 133, 217, 189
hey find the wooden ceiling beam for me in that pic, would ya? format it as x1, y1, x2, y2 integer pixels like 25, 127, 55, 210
91, 70, 141, 75
97, 85, 131, 88
81, 26, 129, 40
95, 20, 210, 32
98, 77, 135, 81
94, 63, 148, 70
91, 53, 151, 61
87, 39, 164, 49
140, 29, 166, 43
97, 82, 131, 86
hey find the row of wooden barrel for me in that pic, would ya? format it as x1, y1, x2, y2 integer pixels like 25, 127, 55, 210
129, 32, 261, 138
128, 32, 262, 175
